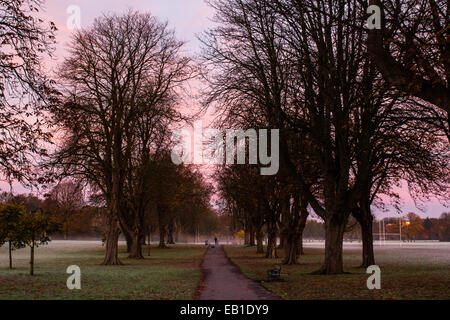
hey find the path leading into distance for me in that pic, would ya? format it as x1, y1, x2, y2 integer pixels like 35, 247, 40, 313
197, 245, 280, 300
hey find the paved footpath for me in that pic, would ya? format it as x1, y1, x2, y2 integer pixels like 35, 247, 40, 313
198, 245, 281, 300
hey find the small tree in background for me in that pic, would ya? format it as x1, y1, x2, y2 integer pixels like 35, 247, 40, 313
45, 181, 84, 240
20, 210, 60, 275
0, 203, 27, 269
404, 213, 425, 241
423, 218, 433, 231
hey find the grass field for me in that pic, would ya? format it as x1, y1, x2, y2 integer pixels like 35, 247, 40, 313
2, 240, 448, 300
0, 241, 206, 300
225, 243, 450, 300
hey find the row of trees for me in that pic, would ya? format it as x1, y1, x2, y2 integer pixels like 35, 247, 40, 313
4, 176, 220, 244
269, 212, 450, 242
383, 212, 450, 242
1, 189, 102, 240
0, 1, 216, 266
207, 0, 449, 273
48, 11, 197, 264
0, 0, 448, 275
1, 176, 220, 272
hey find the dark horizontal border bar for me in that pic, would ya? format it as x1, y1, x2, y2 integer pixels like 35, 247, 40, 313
0, 300, 447, 319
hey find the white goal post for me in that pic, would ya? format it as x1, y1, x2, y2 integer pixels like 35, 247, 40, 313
373, 218, 404, 246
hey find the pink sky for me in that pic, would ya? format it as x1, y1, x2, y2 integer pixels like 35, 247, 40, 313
1, 0, 448, 219
42, 0, 215, 66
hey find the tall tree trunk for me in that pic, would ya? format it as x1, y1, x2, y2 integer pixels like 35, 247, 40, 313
128, 230, 144, 259
278, 234, 284, 249
266, 234, 278, 258
8, 240, 12, 269
278, 193, 290, 250
265, 225, 278, 259
30, 240, 34, 276
159, 227, 167, 248
297, 230, 304, 255
64, 220, 69, 240
249, 224, 255, 246
157, 205, 167, 248
360, 219, 375, 267
147, 233, 151, 256
104, 135, 124, 266
256, 228, 264, 254
167, 223, 175, 244
167, 230, 174, 244
101, 214, 122, 265
297, 207, 308, 256
353, 205, 376, 268
283, 233, 300, 264
122, 224, 132, 253
282, 193, 309, 264
313, 215, 347, 274
265, 213, 278, 258
140, 232, 146, 245
244, 227, 250, 245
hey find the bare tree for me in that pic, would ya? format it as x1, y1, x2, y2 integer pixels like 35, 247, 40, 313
0, 0, 57, 186
51, 11, 192, 265
46, 181, 84, 240
366, 0, 449, 114
350, 83, 449, 267
202, 0, 449, 273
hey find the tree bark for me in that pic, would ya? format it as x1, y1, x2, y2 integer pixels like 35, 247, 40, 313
313, 215, 347, 274
249, 224, 255, 246
265, 228, 278, 258
297, 230, 304, 255
147, 232, 151, 256
265, 212, 278, 258
101, 214, 122, 265
157, 205, 167, 248
297, 208, 308, 256
140, 232, 146, 245
159, 226, 167, 248
278, 234, 284, 249
122, 225, 132, 253
282, 193, 309, 264
244, 226, 250, 245
128, 230, 144, 259
353, 206, 375, 268
167, 223, 175, 244
30, 241, 34, 276
64, 218, 69, 240
361, 220, 375, 267
256, 228, 264, 254
102, 156, 123, 266
8, 241, 12, 269
283, 234, 299, 264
